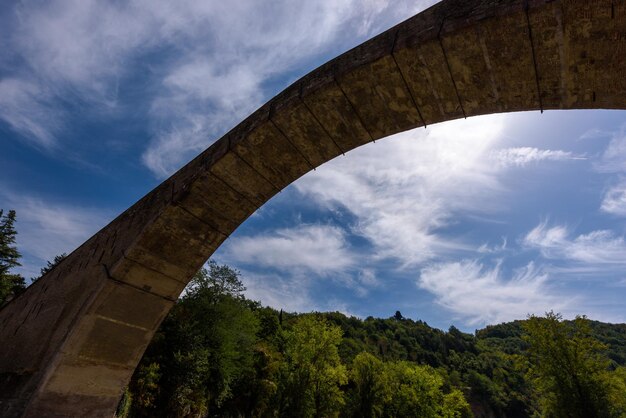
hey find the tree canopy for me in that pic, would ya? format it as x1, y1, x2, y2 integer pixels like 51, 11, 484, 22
522, 312, 626, 418
0, 213, 623, 418
110, 261, 626, 418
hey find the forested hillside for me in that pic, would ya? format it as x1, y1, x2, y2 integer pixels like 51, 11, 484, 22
1, 207, 625, 418
1, 210, 623, 417
116, 262, 626, 418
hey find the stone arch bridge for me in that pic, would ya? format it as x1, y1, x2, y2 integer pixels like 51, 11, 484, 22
1, 0, 625, 415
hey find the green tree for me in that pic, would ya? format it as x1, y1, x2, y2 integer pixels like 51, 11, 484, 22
383, 361, 471, 418
278, 315, 347, 418
36, 252, 67, 280
346, 352, 388, 418
383, 361, 444, 418
221, 307, 282, 416
185, 264, 259, 406
523, 311, 626, 418
608, 367, 626, 415
0, 209, 25, 305
187, 259, 246, 298
126, 263, 260, 417
116, 387, 133, 418
130, 362, 161, 413
441, 389, 473, 418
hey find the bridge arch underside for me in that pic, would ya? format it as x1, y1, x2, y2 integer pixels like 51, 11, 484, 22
1, 0, 625, 416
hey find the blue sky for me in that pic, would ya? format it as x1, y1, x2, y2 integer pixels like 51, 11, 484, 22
1, 0, 626, 331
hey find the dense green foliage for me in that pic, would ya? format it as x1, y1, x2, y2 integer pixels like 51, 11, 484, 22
1, 209, 622, 417
521, 312, 626, 417
4, 209, 624, 416
119, 263, 474, 417
127, 262, 260, 417
116, 262, 626, 417
0, 209, 25, 306
1, 213, 623, 418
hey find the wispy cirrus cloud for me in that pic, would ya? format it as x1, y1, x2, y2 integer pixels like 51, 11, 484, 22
219, 222, 381, 302
238, 270, 317, 313
222, 224, 355, 276
294, 118, 586, 269
418, 260, 566, 325
524, 221, 626, 267
141, 0, 438, 176
238, 268, 366, 315
477, 237, 508, 254
490, 147, 585, 168
2, 0, 438, 174
0, 78, 62, 149
601, 179, 626, 217
594, 127, 626, 173
226, 115, 590, 321
295, 116, 508, 266
588, 126, 626, 218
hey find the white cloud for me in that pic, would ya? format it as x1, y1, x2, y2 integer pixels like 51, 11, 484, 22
220, 223, 388, 301
601, 179, 626, 216
141, 115, 218, 178
141, 0, 437, 176
223, 224, 355, 276
240, 270, 316, 313
524, 222, 568, 250
477, 237, 507, 254
6, 0, 626, 326
418, 260, 567, 325
3, 0, 437, 173
341, 268, 382, 298
524, 221, 626, 266
294, 116, 508, 266
239, 269, 364, 315
595, 127, 626, 173
579, 128, 612, 141
0, 78, 62, 148
490, 147, 584, 168
15, 0, 152, 91
590, 126, 626, 218
357, 268, 379, 288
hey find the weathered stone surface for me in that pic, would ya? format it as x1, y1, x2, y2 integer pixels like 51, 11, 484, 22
127, 205, 227, 279
177, 172, 257, 235
440, 26, 499, 117
231, 120, 313, 190
337, 54, 424, 138
1, 0, 625, 415
477, 6, 539, 112
76, 317, 151, 366
393, 38, 466, 124
109, 257, 187, 300
302, 80, 373, 152
272, 99, 343, 167
24, 390, 121, 418
209, 150, 277, 206
93, 284, 174, 331
561, 0, 626, 108
527, 1, 564, 109
43, 362, 130, 398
